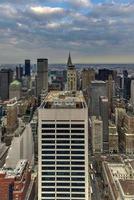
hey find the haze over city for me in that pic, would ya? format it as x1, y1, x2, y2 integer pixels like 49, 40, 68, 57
0, 0, 134, 63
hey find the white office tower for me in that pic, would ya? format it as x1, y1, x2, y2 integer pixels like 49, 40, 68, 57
131, 79, 134, 105
38, 91, 90, 200
37, 58, 48, 96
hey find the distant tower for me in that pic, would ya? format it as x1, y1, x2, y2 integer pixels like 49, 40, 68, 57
36, 58, 48, 96
67, 53, 77, 91
25, 60, 31, 76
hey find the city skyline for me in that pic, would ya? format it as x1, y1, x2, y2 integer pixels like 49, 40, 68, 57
0, 0, 134, 63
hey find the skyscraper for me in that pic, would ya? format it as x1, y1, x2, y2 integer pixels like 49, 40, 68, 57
89, 81, 107, 116
25, 59, 31, 76
67, 53, 77, 91
0, 69, 13, 100
131, 79, 134, 105
38, 91, 90, 200
36, 58, 48, 96
16, 65, 23, 80
99, 96, 109, 152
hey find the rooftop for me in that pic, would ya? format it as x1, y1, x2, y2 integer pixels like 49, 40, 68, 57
0, 159, 27, 178
41, 91, 86, 109
119, 180, 134, 196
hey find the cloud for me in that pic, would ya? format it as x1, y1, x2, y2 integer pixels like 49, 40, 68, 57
30, 6, 65, 15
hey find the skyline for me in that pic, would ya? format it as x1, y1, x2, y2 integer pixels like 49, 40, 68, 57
0, 0, 134, 63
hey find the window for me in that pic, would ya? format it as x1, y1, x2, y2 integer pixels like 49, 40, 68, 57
56, 151, 70, 154
42, 177, 55, 181
42, 171, 55, 176
57, 156, 70, 159
71, 151, 84, 154
71, 183, 85, 187
71, 172, 85, 176
57, 124, 70, 128
57, 135, 70, 138
57, 161, 70, 165
57, 172, 70, 176
71, 124, 84, 128
71, 161, 85, 165
57, 188, 70, 192
42, 129, 55, 133
42, 166, 55, 170
42, 135, 55, 138
42, 182, 55, 186
71, 140, 84, 144
71, 145, 84, 149
71, 135, 84, 138
57, 177, 70, 181
42, 188, 55, 191
71, 177, 85, 181
57, 140, 70, 144
57, 145, 70, 149
71, 130, 84, 133
72, 188, 85, 192
42, 156, 55, 159
71, 167, 85, 170
57, 129, 70, 133
71, 156, 84, 160
42, 193, 55, 197
42, 145, 55, 149
57, 166, 70, 170
42, 161, 55, 165
42, 151, 55, 154
42, 124, 55, 128
42, 140, 55, 144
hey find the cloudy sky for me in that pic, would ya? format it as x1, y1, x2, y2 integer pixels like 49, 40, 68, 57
0, 0, 134, 63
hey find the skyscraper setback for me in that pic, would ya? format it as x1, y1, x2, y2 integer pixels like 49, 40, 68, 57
38, 91, 90, 200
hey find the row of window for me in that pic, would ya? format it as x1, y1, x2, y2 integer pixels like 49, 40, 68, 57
42, 161, 85, 165
42, 156, 85, 160
42, 172, 85, 176
42, 177, 85, 181
42, 187, 85, 192
42, 150, 84, 154
42, 124, 84, 128
42, 140, 85, 144
42, 145, 85, 149
42, 135, 84, 138
42, 193, 85, 197
42, 166, 85, 170
42, 129, 85, 133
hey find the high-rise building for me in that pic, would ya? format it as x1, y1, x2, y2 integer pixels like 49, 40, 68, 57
9, 80, 22, 100
67, 53, 77, 91
38, 91, 90, 200
82, 68, 95, 91
91, 116, 103, 154
7, 98, 18, 134
131, 79, 134, 105
99, 96, 109, 152
25, 59, 31, 76
109, 121, 118, 154
36, 58, 48, 96
16, 65, 23, 80
89, 81, 107, 116
0, 69, 13, 100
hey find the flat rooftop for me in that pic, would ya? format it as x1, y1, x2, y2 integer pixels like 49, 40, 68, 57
41, 91, 87, 109
119, 180, 134, 196
0, 159, 27, 178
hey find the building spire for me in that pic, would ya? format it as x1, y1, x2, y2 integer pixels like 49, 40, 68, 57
67, 52, 73, 67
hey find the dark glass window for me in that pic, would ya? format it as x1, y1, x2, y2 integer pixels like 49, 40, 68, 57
42, 156, 55, 159
71, 124, 84, 128
56, 151, 70, 154
57, 177, 70, 181
57, 124, 70, 128
71, 161, 85, 165
42, 177, 55, 181
71, 145, 84, 149
42, 124, 55, 128
57, 140, 70, 144
57, 145, 70, 149
57, 193, 70, 197
71, 135, 84, 138
42, 166, 55, 170
57, 135, 70, 138
42, 188, 55, 191
42, 193, 55, 197
42, 129, 55, 133
57, 156, 70, 159
42, 151, 55, 154
57, 161, 70, 165
72, 188, 85, 192
42, 140, 55, 144
42, 171, 55, 175
71, 156, 84, 160
71, 172, 85, 176
71, 177, 85, 181
42, 182, 55, 186
71, 167, 85, 170
57, 172, 70, 176
71, 151, 84, 154
57, 188, 70, 192
57, 182, 70, 186
42, 145, 55, 149
72, 194, 85, 197
57, 166, 70, 170
57, 129, 70, 133
71, 140, 84, 144
72, 182, 85, 186
42, 161, 55, 165
71, 130, 84, 133
42, 135, 55, 138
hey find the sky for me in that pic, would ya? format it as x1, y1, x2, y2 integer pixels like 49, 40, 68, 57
0, 0, 134, 64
